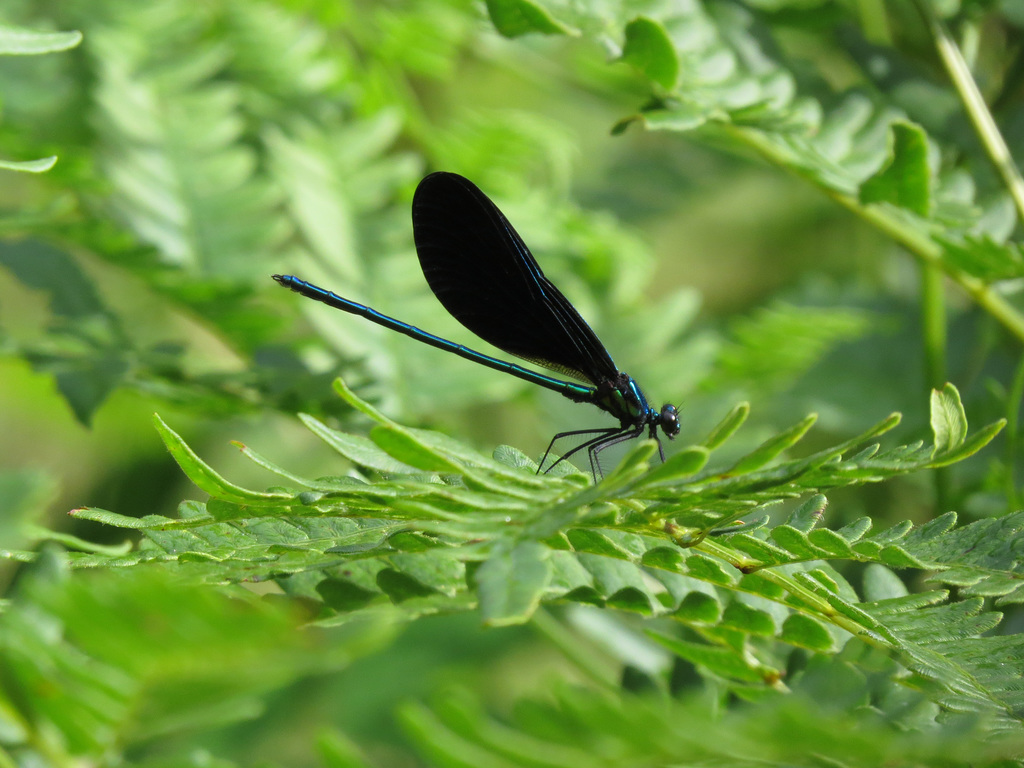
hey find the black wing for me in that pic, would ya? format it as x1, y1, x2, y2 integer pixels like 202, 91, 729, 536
412, 172, 619, 386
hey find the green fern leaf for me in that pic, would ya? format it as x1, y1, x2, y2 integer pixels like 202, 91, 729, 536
29, 381, 1020, 728
620, 17, 679, 90
0, 24, 81, 55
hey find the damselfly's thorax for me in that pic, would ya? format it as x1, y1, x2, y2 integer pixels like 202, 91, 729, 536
593, 373, 678, 437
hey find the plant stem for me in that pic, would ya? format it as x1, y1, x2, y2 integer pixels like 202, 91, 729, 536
696, 537, 891, 647
1005, 354, 1024, 510
921, 264, 947, 391
921, 261, 950, 509
856, 0, 892, 45
912, 0, 1024, 223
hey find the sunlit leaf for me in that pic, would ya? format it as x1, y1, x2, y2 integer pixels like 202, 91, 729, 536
620, 17, 679, 90
0, 24, 80, 55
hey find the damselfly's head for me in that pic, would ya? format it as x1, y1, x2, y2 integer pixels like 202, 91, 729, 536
659, 404, 681, 440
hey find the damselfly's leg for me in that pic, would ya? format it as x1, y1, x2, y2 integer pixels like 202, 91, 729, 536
539, 427, 623, 476
588, 425, 647, 478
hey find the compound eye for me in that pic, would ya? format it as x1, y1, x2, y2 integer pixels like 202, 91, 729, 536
660, 404, 681, 438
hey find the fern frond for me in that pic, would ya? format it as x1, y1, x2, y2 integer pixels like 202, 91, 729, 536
89, 6, 289, 275
502, 1, 1024, 341
0, 551, 392, 764
399, 675, 1024, 768
14, 381, 1017, 725
0, 24, 78, 169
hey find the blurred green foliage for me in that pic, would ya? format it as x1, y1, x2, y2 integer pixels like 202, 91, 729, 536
2, 0, 1024, 765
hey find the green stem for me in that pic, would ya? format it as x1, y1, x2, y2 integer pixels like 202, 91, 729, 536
921, 264, 947, 390
921, 261, 949, 509
1005, 354, 1024, 510
912, 0, 1024, 223
856, 0, 892, 45
696, 538, 891, 647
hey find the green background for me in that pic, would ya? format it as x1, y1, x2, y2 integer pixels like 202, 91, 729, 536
2, 0, 1023, 765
